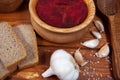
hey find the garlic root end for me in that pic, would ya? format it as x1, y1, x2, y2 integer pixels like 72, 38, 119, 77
41, 67, 54, 78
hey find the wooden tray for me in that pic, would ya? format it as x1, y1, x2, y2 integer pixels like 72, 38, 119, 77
0, 0, 120, 80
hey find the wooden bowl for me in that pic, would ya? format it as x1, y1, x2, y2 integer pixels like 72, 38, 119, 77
0, 0, 23, 13
29, 0, 95, 43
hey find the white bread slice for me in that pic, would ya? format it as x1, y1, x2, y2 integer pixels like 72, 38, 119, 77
13, 24, 39, 69
0, 60, 17, 80
0, 22, 27, 69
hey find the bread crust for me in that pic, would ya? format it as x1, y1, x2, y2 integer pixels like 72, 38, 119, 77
0, 22, 27, 69
13, 24, 39, 69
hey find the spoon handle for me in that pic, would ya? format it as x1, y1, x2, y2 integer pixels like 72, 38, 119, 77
108, 15, 120, 79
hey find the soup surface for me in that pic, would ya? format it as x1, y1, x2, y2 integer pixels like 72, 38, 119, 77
36, 0, 88, 28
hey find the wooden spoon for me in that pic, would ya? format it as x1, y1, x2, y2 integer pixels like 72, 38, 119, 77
97, 0, 120, 79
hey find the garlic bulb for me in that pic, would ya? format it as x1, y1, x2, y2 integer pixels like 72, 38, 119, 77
81, 39, 99, 48
42, 49, 79, 80
95, 43, 110, 58
93, 20, 104, 33
91, 31, 102, 39
74, 48, 88, 66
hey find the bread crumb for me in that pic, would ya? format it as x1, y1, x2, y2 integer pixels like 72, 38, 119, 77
17, 72, 39, 79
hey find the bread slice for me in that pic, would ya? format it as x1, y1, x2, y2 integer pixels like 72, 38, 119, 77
0, 60, 17, 80
13, 24, 39, 69
0, 22, 27, 69
0, 61, 9, 80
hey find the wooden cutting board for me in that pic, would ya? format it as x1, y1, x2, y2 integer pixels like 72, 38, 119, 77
0, 0, 120, 80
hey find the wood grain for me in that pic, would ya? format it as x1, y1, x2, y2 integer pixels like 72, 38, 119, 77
7, 47, 113, 80
0, 0, 23, 13
108, 15, 120, 79
0, 0, 120, 80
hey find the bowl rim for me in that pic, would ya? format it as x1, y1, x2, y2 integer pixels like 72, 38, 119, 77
29, 0, 95, 33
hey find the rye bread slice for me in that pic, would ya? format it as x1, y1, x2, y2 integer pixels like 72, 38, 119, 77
13, 24, 38, 69
0, 61, 9, 80
0, 60, 17, 80
0, 22, 27, 69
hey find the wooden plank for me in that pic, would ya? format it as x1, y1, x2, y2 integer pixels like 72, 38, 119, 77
0, 0, 120, 80
8, 47, 113, 80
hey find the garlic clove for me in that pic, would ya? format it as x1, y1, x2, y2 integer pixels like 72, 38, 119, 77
63, 69, 79, 80
80, 60, 89, 67
74, 48, 84, 65
81, 39, 99, 48
95, 43, 110, 58
72, 70, 79, 80
70, 56, 80, 71
93, 20, 104, 33
74, 48, 88, 66
90, 30, 102, 39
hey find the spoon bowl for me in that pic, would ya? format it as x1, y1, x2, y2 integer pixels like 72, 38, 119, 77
97, 0, 117, 15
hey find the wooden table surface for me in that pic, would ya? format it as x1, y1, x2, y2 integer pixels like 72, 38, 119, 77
0, 0, 120, 80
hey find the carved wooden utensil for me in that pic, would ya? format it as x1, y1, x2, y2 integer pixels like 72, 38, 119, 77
97, 0, 120, 79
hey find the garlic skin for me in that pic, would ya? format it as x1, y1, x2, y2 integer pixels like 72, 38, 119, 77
42, 49, 79, 80
91, 31, 102, 39
94, 20, 104, 33
81, 39, 99, 48
95, 43, 110, 58
74, 48, 88, 66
